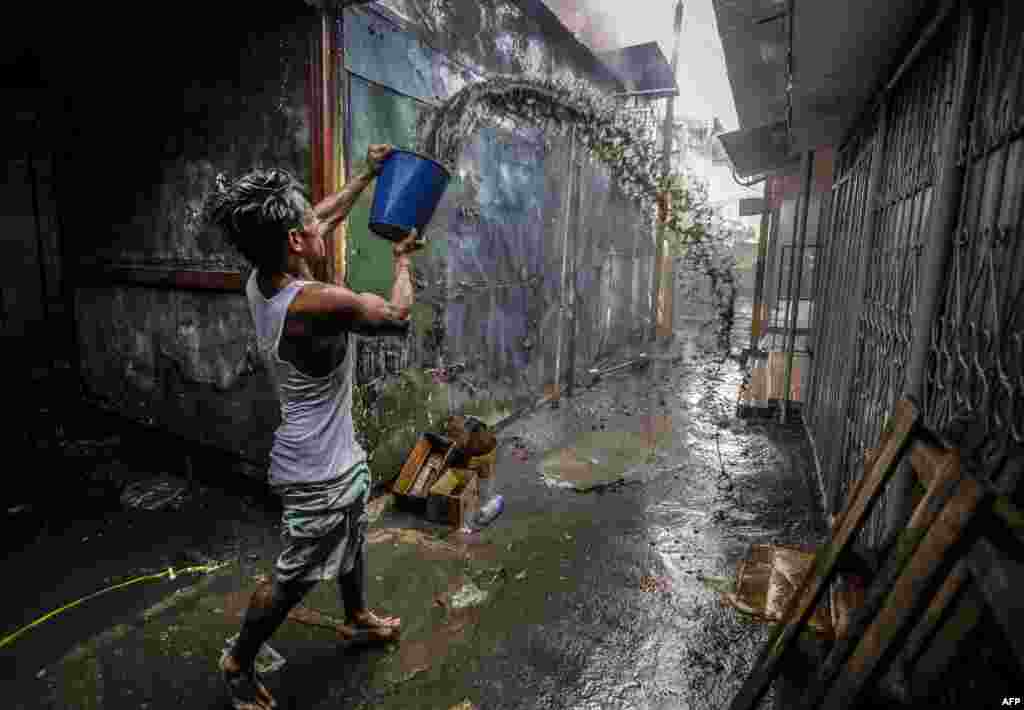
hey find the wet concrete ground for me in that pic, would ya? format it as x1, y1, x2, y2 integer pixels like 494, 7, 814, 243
4, 301, 832, 709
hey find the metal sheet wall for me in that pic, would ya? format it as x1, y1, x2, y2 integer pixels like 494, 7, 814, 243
345, 9, 653, 404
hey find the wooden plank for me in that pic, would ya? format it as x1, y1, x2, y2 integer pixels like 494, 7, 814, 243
393, 437, 431, 495
727, 398, 920, 710
899, 556, 970, 671
803, 448, 962, 707
905, 497, 1024, 694
821, 476, 992, 710
829, 415, 898, 548
909, 436, 952, 488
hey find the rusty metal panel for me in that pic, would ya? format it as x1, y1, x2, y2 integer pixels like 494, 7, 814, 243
442, 123, 553, 397
344, 5, 472, 104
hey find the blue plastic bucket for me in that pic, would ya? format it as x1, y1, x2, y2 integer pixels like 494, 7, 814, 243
369, 150, 451, 242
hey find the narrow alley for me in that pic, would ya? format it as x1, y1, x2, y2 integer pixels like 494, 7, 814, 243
5, 1, 1022, 708
5, 303, 831, 710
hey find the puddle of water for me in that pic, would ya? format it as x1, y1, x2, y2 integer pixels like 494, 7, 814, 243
537, 424, 674, 491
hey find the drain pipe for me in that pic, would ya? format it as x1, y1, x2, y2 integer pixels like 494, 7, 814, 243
750, 187, 771, 350
781, 149, 814, 424
553, 124, 577, 408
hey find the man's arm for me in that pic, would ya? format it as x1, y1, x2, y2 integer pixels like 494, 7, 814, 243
309, 144, 393, 239
310, 170, 374, 240
284, 284, 410, 337
285, 229, 423, 338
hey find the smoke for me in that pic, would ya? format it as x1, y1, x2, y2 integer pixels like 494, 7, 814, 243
543, 0, 623, 53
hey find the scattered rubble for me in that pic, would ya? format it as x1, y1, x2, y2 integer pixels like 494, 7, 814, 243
221, 633, 285, 674
120, 476, 190, 512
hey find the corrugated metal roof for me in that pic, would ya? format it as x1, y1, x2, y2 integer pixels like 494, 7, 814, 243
717, 120, 792, 178
598, 42, 678, 94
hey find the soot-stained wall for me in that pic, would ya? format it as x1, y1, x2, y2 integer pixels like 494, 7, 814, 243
63, 0, 651, 475
65, 5, 319, 464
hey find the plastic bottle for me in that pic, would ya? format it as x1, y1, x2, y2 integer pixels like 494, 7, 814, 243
472, 494, 504, 529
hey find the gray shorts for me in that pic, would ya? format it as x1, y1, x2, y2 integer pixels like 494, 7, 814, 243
273, 464, 370, 585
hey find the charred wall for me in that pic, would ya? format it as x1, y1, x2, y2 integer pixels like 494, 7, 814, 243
14, 0, 649, 475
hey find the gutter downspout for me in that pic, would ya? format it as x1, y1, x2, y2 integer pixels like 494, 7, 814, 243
553, 125, 577, 406
321, 7, 346, 286
751, 187, 771, 349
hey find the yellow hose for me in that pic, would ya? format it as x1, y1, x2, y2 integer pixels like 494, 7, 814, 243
0, 560, 231, 650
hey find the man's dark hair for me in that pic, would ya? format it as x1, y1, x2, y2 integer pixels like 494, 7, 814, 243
202, 168, 311, 271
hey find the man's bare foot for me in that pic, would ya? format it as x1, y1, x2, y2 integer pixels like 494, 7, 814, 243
220, 652, 277, 710
348, 609, 401, 641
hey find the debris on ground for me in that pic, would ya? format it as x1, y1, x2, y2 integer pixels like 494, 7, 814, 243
638, 574, 672, 593
720, 544, 833, 636
367, 528, 462, 556
367, 493, 394, 523
468, 494, 504, 529
449, 581, 488, 610
506, 436, 532, 461
120, 476, 189, 512
448, 701, 478, 710
392, 417, 500, 529
221, 633, 285, 674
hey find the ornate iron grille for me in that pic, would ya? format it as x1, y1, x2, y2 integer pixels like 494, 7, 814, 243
845, 22, 958, 542
808, 12, 960, 537
925, 0, 1024, 482
806, 125, 876, 515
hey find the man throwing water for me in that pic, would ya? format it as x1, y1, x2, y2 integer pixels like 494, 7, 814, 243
204, 144, 418, 709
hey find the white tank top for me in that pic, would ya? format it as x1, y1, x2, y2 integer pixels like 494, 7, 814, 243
246, 270, 367, 487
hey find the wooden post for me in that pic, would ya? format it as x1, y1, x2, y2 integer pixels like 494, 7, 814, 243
320, 8, 347, 286
566, 152, 581, 398
650, 0, 685, 343
650, 199, 665, 343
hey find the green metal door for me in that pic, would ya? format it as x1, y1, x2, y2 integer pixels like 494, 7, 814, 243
346, 76, 433, 295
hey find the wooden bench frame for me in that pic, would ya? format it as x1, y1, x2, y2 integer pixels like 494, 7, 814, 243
729, 397, 1024, 710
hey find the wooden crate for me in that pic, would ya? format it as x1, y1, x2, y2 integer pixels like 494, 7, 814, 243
426, 467, 480, 528
466, 448, 496, 479
392, 433, 454, 498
